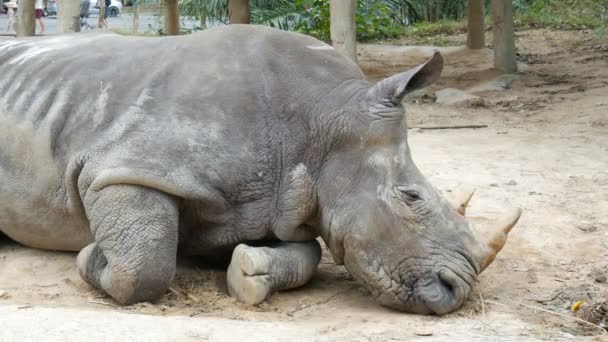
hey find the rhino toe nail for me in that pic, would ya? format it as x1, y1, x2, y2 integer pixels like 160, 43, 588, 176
227, 246, 272, 305
234, 244, 270, 276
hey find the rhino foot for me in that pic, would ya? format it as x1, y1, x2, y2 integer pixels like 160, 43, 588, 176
227, 244, 273, 305
227, 240, 322, 305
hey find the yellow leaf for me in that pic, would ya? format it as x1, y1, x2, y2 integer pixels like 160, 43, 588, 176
571, 300, 585, 312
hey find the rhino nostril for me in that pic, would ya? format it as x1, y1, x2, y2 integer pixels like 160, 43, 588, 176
438, 271, 457, 297
414, 270, 467, 315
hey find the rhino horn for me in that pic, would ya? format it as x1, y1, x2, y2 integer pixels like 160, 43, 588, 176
447, 186, 475, 216
476, 207, 523, 272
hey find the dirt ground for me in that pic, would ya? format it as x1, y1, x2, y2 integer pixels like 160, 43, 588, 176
1, 29, 607, 341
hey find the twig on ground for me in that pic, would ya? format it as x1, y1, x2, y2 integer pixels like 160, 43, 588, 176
286, 291, 344, 317
489, 293, 607, 335
409, 125, 488, 130
478, 288, 486, 319
169, 286, 200, 302
87, 299, 113, 306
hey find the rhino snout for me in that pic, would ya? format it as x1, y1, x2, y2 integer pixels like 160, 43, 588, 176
412, 269, 469, 315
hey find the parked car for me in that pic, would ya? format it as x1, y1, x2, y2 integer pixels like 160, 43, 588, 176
87, 0, 122, 17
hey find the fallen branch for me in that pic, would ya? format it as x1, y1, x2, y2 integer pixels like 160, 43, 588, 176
409, 125, 488, 130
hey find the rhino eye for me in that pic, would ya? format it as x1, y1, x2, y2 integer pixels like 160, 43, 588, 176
395, 186, 423, 202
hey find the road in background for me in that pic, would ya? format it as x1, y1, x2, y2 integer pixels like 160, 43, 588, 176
0, 12, 221, 35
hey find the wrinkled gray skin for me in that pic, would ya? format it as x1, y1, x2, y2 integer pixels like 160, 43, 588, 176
0, 26, 482, 315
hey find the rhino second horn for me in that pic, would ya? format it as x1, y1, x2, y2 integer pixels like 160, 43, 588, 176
447, 187, 475, 216
478, 207, 523, 272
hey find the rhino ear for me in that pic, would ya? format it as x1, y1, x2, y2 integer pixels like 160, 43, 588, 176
366, 51, 443, 105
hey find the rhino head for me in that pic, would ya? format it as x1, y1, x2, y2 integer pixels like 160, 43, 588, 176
315, 51, 522, 315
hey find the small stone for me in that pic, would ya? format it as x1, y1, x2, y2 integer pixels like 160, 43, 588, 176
414, 331, 433, 336
577, 224, 599, 232
0, 290, 8, 299
527, 271, 538, 284
490, 183, 499, 187
506, 180, 518, 186
590, 267, 608, 283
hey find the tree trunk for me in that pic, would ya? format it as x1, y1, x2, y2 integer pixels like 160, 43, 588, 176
199, 8, 206, 29
132, 0, 140, 33
163, 0, 179, 35
466, 0, 485, 49
228, 0, 249, 24
492, 0, 517, 72
16, 0, 36, 36
57, 0, 81, 33
330, 0, 357, 62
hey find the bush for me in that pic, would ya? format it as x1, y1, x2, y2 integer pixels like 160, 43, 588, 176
295, 0, 408, 42
513, 0, 608, 30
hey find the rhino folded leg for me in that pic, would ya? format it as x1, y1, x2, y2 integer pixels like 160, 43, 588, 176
76, 185, 178, 305
227, 240, 321, 305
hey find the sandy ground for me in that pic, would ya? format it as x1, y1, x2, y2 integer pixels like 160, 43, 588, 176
1, 29, 607, 341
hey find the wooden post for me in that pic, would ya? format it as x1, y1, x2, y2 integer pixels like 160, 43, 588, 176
492, 0, 517, 72
164, 0, 180, 35
57, 0, 81, 33
467, 0, 485, 49
228, 0, 249, 24
329, 0, 357, 62
16, 0, 36, 36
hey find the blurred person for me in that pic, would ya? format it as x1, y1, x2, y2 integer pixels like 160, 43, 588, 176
97, 0, 110, 29
34, 0, 45, 34
5, 2, 17, 32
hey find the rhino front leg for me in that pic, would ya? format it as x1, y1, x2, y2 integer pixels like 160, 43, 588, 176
76, 185, 178, 305
227, 240, 321, 305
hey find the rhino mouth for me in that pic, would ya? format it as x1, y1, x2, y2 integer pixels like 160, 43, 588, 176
342, 235, 478, 315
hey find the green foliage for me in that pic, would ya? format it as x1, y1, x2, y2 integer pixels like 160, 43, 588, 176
163, 0, 607, 41
295, 0, 415, 42
293, 0, 330, 40
514, 0, 608, 30
401, 19, 466, 37
250, 0, 306, 30
356, 0, 402, 41
178, 0, 227, 27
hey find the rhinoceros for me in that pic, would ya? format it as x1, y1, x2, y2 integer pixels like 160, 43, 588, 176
0, 25, 521, 315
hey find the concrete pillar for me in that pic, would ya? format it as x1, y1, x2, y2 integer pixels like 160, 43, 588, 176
467, 0, 485, 49
16, 0, 36, 36
492, 0, 517, 73
57, 0, 81, 33
132, 0, 140, 33
164, 0, 180, 35
229, 0, 250, 24
330, 0, 357, 62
